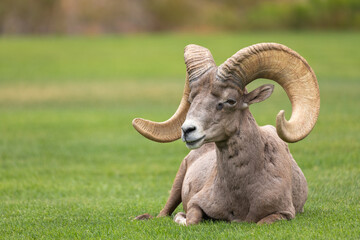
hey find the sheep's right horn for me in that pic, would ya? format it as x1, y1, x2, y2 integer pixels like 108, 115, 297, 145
132, 77, 190, 142
132, 44, 216, 142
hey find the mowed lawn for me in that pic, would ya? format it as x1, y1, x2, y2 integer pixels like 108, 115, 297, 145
0, 32, 359, 239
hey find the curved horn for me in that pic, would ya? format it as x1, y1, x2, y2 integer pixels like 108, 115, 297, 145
217, 43, 320, 143
132, 44, 216, 142
132, 77, 190, 142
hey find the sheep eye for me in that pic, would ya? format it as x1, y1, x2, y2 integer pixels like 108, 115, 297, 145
216, 103, 224, 110
226, 99, 237, 105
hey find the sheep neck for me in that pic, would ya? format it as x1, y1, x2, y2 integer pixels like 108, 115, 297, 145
215, 110, 263, 191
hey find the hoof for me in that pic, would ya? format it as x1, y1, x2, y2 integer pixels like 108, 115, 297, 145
134, 213, 153, 220
174, 212, 187, 225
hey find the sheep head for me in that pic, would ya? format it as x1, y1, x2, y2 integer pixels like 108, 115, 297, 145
132, 43, 320, 145
181, 69, 275, 149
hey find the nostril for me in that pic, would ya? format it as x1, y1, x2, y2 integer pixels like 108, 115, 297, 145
187, 126, 196, 133
182, 125, 196, 134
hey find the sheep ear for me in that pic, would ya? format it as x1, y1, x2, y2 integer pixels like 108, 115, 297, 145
244, 84, 274, 105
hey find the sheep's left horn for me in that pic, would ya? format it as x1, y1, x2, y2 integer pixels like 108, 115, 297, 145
217, 43, 320, 143
132, 78, 190, 142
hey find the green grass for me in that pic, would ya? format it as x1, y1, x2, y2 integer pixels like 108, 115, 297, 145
0, 32, 359, 239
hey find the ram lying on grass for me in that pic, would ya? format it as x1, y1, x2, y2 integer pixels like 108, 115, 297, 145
133, 43, 320, 225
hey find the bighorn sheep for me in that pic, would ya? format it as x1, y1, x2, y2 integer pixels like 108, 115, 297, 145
132, 43, 320, 225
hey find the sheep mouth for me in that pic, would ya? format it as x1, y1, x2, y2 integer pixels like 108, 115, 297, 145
185, 135, 206, 149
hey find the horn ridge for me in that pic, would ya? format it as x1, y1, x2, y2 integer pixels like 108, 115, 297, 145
184, 44, 216, 83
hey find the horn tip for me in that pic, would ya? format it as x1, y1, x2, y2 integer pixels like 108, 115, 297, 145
276, 110, 285, 120
132, 117, 140, 124
132, 118, 143, 128
132, 117, 181, 143
132, 118, 150, 136
276, 110, 305, 143
132, 117, 157, 141
276, 110, 295, 143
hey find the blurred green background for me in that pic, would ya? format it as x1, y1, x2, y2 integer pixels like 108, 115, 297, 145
0, 0, 359, 239
0, 0, 359, 34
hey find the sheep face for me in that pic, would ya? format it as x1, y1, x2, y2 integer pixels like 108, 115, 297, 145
181, 69, 241, 149
181, 68, 275, 149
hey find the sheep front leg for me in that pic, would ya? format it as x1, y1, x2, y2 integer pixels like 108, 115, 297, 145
184, 205, 203, 225
174, 205, 203, 226
157, 159, 187, 217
